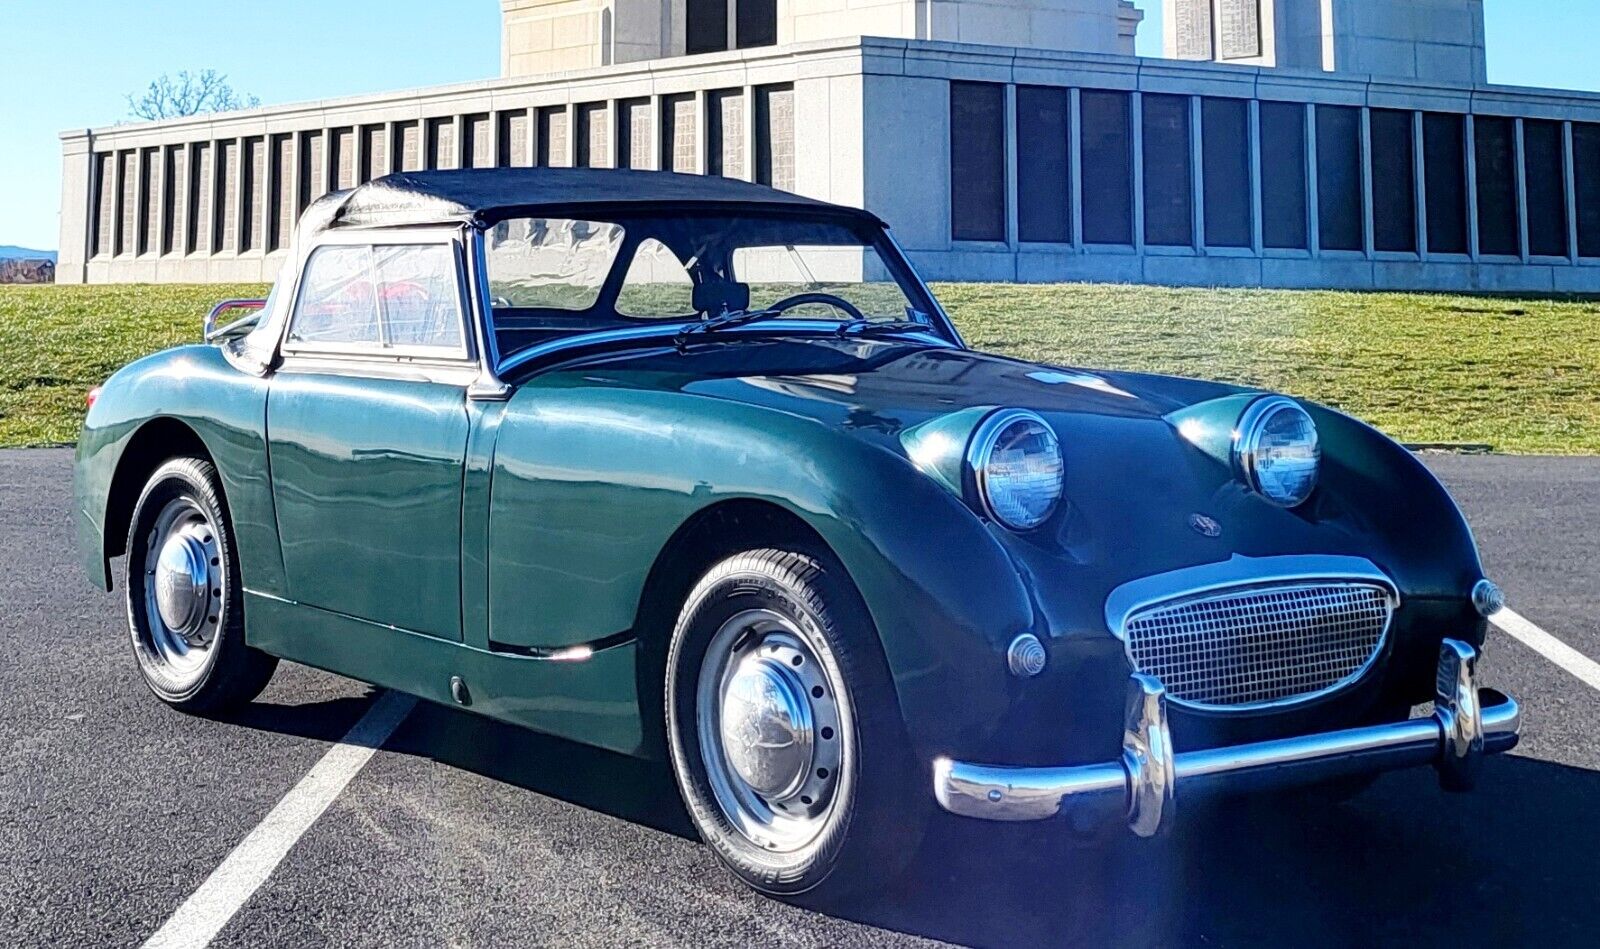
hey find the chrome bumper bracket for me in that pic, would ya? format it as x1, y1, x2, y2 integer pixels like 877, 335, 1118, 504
933, 638, 1520, 833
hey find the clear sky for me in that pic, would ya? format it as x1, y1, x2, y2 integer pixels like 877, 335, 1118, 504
1, 0, 1597, 251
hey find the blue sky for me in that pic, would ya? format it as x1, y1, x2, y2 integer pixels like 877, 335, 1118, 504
2, 0, 1597, 250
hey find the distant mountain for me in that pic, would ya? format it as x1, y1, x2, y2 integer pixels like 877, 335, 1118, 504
0, 246, 57, 262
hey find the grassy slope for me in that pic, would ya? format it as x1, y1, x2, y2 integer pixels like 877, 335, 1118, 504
2, 282, 1597, 452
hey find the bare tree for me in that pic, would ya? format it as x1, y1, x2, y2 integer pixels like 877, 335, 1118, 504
127, 70, 260, 121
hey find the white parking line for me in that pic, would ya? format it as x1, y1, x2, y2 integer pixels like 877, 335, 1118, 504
141, 691, 417, 949
1493, 606, 1600, 693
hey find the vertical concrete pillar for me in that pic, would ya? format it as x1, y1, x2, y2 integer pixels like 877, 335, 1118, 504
56, 131, 93, 284
1464, 114, 1481, 261
1412, 110, 1429, 257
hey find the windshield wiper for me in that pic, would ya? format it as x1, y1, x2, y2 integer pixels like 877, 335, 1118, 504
835, 318, 934, 338
674, 308, 783, 348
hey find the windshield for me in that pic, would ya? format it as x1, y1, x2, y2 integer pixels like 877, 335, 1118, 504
484, 212, 937, 360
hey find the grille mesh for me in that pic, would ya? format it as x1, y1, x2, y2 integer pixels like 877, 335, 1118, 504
1123, 582, 1392, 709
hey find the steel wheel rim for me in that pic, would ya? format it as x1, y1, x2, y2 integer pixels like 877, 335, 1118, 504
696, 608, 851, 853
141, 496, 224, 682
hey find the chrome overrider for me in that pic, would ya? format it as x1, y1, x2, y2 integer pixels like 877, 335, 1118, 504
933, 638, 1520, 833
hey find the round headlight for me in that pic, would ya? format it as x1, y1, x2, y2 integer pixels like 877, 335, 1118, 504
1234, 396, 1320, 507
969, 409, 1063, 531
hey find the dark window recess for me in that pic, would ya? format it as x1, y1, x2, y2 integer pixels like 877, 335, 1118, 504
1017, 86, 1070, 243
686, 0, 728, 55
1475, 116, 1520, 256
1524, 120, 1568, 257
1316, 105, 1364, 252
1578, 123, 1600, 258
736, 0, 777, 48
1143, 94, 1193, 247
1260, 101, 1308, 249
949, 82, 1006, 242
1423, 113, 1469, 254
1081, 90, 1133, 245
1370, 109, 1417, 253
1202, 97, 1251, 248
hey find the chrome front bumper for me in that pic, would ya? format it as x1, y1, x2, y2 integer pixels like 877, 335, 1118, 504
933, 639, 1520, 835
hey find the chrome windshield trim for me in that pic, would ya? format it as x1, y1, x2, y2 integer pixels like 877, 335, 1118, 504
494, 319, 955, 377
882, 228, 965, 348
1103, 553, 1398, 642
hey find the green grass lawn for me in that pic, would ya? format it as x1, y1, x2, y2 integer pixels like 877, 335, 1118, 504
3, 282, 1598, 452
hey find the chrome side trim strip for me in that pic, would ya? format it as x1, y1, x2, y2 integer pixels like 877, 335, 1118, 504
933, 638, 1520, 831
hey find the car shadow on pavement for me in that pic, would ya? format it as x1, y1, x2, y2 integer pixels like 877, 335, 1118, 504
238, 693, 1600, 948
380, 699, 699, 839
852, 753, 1600, 948
224, 693, 381, 743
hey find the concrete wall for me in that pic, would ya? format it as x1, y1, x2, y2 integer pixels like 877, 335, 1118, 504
1165, 0, 1486, 84
863, 40, 1600, 291
58, 40, 864, 284
783, 0, 1142, 55
500, 0, 1144, 78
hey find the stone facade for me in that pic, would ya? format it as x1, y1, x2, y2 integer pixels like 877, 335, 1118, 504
502, 0, 1142, 77
1165, 0, 1486, 84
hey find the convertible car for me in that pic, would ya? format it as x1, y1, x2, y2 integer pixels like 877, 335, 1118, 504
76, 167, 1519, 897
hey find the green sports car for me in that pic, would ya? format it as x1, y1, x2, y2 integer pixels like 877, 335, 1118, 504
75, 167, 1519, 898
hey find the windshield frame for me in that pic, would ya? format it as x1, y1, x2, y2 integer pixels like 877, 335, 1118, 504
485, 208, 962, 377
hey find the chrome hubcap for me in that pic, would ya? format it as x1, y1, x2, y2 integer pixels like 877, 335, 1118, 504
698, 609, 848, 852
721, 654, 816, 800
142, 497, 223, 678
155, 528, 211, 637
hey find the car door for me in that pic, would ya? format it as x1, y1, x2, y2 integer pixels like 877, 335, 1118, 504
267, 232, 475, 641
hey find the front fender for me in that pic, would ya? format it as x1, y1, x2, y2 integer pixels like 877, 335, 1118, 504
73, 345, 282, 597
487, 382, 1037, 761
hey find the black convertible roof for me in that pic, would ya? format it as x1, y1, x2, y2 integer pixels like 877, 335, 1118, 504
322, 167, 878, 231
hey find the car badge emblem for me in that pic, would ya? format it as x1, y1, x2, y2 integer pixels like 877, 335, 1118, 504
1188, 513, 1222, 538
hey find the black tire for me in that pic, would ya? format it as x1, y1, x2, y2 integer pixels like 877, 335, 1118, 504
124, 456, 277, 714
665, 548, 923, 898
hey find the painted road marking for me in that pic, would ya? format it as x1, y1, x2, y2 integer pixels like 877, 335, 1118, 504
1493, 606, 1600, 693
141, 691, 417, 949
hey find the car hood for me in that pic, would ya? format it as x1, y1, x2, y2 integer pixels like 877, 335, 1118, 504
539, 334, 1482, 604
549, 335, 1239, 435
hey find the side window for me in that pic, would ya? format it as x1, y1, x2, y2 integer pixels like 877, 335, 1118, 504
615, 239, 696, 318
485, 218, 624, 310
289, 243, 466, 353
373, 244, 464, 350
288, 245, 379, 345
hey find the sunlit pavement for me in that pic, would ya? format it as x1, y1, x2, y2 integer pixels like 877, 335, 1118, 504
2, 447, 1595, 948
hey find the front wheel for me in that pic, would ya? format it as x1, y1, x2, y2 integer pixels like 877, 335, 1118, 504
665, 549, 923, 898
124, 456, 277, 713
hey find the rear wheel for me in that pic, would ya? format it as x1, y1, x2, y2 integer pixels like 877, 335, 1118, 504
665, 549, 922, 898
124, 457, 276, 713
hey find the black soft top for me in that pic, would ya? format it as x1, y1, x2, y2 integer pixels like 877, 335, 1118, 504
321, 167, 879, 231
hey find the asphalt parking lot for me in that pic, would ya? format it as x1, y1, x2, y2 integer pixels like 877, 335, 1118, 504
3, 447, 1598, 948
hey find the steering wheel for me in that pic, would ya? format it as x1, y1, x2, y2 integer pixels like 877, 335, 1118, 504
766, 292, 867, 323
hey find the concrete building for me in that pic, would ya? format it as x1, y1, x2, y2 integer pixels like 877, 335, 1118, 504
1166, 0, 1486, 84
58, 0, 1600, 291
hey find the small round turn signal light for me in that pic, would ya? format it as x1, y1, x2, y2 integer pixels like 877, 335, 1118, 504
86, 386, 102, 409
1007, 634, 1048, 678
1471, 579, 1505, 618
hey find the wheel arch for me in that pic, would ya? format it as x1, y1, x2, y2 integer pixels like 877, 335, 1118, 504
630, 498, 847, 757
101, 417, 217, 582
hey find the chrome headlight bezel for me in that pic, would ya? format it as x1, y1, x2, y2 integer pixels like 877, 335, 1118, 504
967, 408, 1064, 531
1233, 396, 1321, 508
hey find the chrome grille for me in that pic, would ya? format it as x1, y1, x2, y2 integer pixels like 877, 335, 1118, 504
1122, 582, 1393, 710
